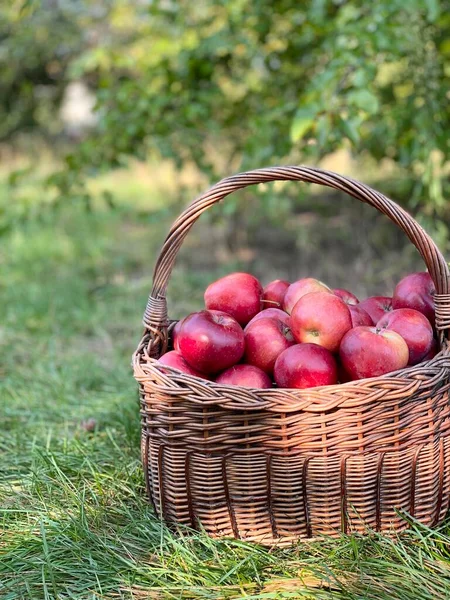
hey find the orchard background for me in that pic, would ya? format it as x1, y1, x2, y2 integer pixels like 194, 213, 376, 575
1, 1, 450, 598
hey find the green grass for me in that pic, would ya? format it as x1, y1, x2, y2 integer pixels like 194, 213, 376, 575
2, 186, 450, 599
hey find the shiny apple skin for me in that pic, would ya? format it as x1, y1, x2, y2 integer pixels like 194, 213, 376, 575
290, 291, 352, 353
359, 296, 393, 324
339, 326, 409, 380
262, 279, 290, 308
215, 364, 272, 389
178, 310, 244, 374
244, 317, 295, 374
245, 308, 290, 330
274, 343, 338, 389
393, 272, 435, 326
348, 304, 374, 327
283, 278, 331, 314
158, 350, 207, 378
422, 338, 439, 361
377, 308, 433, 365
204, 272, 262, 326
333, 288, 359, 305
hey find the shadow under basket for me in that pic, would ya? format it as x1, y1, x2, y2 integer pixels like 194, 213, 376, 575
133, 166, 450, 545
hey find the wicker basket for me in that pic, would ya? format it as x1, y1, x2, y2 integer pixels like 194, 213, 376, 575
133, 166, 450, 545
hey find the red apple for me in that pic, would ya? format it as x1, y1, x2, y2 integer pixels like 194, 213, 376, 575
290, 292, 352, 352
333, 288, 359, 305
348, 304, 374, 327
262, 279, 290, 308
377, 308, 434, 365
393, 272, 435, 326
215, 364, 272, 389
178, 310, 244, 374
244, 317, 295, 374
274, 344, 338, 389
283, 278, 331, 314
422, 338, 439, 361
336, 358, 352, 384
158, 351, 206, 378
171, 319, 184, 351
339, 326, 409, 380
359, 296, 393, 324
204, 272, 262, 326
245, 308, 290, 330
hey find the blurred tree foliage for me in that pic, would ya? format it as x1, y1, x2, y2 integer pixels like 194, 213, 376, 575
1, 0, 449, 236
0, 1, 89, 139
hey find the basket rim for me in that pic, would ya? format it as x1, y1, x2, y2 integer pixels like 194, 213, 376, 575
133, 342, 450, 411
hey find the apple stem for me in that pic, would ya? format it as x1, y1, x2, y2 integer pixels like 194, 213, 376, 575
261, 299, 280, 307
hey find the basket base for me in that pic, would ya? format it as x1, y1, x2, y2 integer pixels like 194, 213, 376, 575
142, 436, 450, 544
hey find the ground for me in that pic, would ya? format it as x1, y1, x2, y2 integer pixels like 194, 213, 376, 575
1, 175, 450, 599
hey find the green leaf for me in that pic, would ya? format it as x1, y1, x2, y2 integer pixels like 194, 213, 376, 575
337, 116, 360, 145
316, 114, 330, 148
348, 89, 380, 114
353, 69, 368, 88
310, 0, 327, 23
336, 4, 362, 25
290, 106, 318, 143
424, 0, 440, 21
440, 38, 450, 56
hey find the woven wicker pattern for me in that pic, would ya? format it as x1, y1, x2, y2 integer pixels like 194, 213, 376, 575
134, 166, 450, 544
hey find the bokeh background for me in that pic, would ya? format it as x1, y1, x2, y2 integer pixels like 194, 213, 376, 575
1, 2, 450, 598
2, 1, 449, 300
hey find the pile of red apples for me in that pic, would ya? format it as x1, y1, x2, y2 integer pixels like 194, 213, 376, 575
158, 272, 437, 389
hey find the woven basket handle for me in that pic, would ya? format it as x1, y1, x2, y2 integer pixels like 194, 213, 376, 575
143, 166, 450, 352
